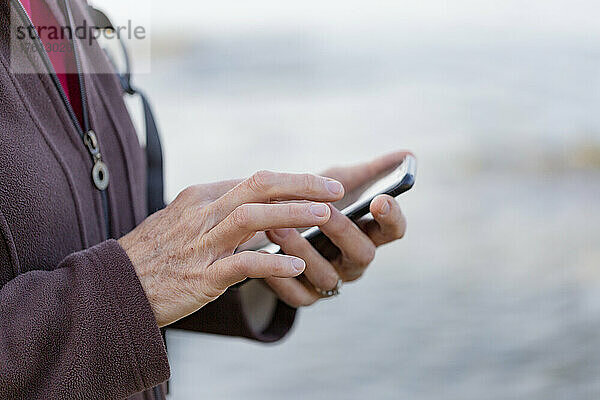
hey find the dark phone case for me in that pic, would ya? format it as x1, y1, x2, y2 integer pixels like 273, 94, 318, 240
303, 172, 416, 261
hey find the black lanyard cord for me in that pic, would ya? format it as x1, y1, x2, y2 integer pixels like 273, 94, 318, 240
86, 5, 165, 215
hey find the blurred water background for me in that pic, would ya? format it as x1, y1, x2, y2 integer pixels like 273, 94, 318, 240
96, 1, 600, 398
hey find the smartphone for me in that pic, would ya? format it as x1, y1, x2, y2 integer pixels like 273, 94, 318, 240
260, 154, 417, 260
302, 154, 416, 260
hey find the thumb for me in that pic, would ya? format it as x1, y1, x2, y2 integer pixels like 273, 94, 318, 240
209, 251, 305, 293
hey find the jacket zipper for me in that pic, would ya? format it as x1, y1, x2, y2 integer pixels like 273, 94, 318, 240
11, 0, 112, 240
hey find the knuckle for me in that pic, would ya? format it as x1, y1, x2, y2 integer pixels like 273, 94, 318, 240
287, 298, 303, 308
303, 295, 319, 307
182, 209, 200, 229
290, 295, 316, 308
336, 213, 353, 231
342, 270, 364, 283
248, 170, 275, 193
289, 204, 306, 219
177, 185, 199, 203
301, 173, 318, 194
182, 266, 204, 292
318, 271, 340, 291
231, 205, 252, 229
357, 245, 376, 267
201, 267, 225, 298
230, 253, 250, 276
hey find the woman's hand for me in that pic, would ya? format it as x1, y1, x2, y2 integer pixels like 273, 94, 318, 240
118, 171, 345, 327
264, 151, 411, 307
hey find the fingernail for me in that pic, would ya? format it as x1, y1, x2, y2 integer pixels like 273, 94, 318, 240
310, 204, 329, 218
326, 180, 344, 195
291, 258, 306, 272
271, 228, 292, 239
380, 200, 391, 216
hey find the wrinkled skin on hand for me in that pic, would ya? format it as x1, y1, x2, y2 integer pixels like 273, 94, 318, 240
119, 172, 346, 327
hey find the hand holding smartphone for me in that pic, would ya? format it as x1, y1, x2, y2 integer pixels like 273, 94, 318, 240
261, 154, 417, 260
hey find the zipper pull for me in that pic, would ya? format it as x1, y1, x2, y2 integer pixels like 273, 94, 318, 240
83, 130, 110, 191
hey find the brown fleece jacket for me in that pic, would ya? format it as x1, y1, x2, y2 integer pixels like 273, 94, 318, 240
0, 0, 295, 399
